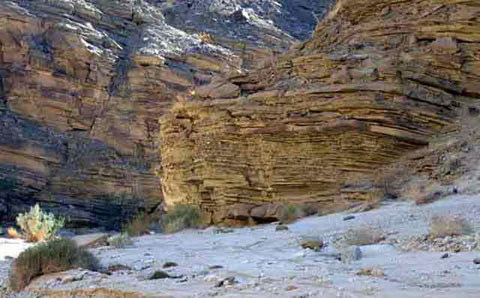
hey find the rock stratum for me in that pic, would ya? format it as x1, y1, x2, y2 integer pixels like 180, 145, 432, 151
160, 0, 480, 224
0, 0, 330, 227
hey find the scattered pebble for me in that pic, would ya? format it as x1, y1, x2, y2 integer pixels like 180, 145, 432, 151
441, 253, 449, 259
150, 270, 182, 280
108, 264, 132, 272
357, 268, 385, 277
343, 216, 355, 221
392, 234, 480, 252
215, 276, 237, 287
133, 263, 151, 271
286, 285, 298, 291
473, 258, 480, 265
341, 246, 362, 264
204, 274, 219, 282
300, 240, 324, 250
276, 225, 289, 232
214, 228, 234, 234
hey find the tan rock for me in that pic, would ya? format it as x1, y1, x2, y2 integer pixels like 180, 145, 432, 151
196, 77, 241, 99
159, 0, 480, 224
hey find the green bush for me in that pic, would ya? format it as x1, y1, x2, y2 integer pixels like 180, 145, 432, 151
161, 205, 202, 234
16, 204, 65, 242
9, 238, 99, 291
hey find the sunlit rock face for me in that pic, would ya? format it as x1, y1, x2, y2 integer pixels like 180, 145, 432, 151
0, 0, 328, 227
159, 0, 480, 224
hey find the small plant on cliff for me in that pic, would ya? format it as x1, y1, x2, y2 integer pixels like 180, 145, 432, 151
9, 238, 99, 291
198, 32, 215, 44
16, 204, 65, 242
160, 204, 202, 234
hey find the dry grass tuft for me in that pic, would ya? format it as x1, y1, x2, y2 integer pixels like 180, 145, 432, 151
198, 32, 215, 44
161, 204, 202, 234
279, 204, 304, 224
9, 238, 99, 291
357, 267, 385, 277
405, 178, 447, 205
299, 204, 319, 216
123, 212, 157, 237
7, 227, 20, 239
429, 215, 472, 239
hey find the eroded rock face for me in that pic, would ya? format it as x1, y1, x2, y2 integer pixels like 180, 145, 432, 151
0, 0, 326, 226
160, 0, 480, 224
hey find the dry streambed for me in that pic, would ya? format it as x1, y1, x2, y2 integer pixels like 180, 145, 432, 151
2, 195, 480, 297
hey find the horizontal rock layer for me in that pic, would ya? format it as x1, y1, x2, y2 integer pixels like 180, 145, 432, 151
0, 0, 326, 226
160, 0, 480, 223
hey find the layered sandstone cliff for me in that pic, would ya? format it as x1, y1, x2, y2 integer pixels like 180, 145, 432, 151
0, 0, 326, 227
160, 0, 480, 224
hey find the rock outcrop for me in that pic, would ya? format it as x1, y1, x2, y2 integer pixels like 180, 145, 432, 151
0, 0, 327, 227
160, 0, 480, 224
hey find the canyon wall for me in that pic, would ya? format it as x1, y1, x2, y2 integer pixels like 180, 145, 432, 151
0, 0, 328, 227
160, 0, 480, 224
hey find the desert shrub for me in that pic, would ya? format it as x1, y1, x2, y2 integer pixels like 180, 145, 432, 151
161, 204, 202, 234
107, 234, 133, 248
123, 212, 155, 237
7, 227, 20, 239
0, 226, 3, 235
16, 204, 65, 242
279, 204, 304, 224
402, 175, 448, 205
370, 160, 413, 202
342, 226, 385, 246
429, 216, 472, 239
9, 238, 99, 291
